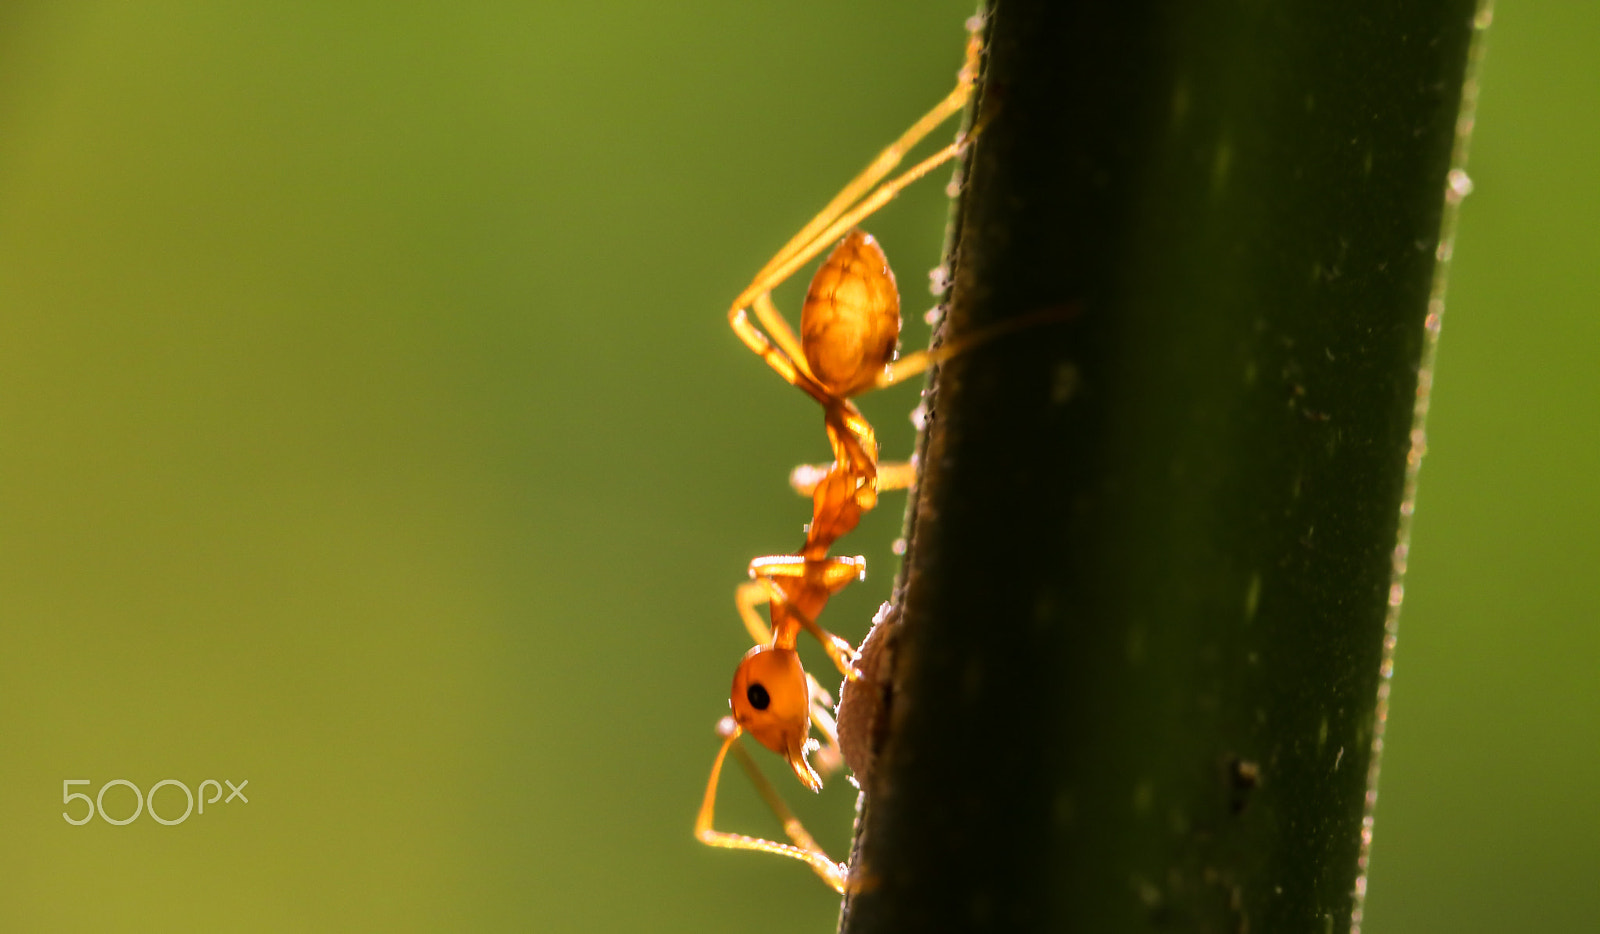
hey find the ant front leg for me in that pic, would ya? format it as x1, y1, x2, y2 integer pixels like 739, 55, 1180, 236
696, 721, 849, 893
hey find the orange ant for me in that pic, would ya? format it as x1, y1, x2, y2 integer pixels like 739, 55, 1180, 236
695, 22, 986, 894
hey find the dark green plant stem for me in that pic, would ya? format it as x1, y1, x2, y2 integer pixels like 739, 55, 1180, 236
840, 2, 1486, 932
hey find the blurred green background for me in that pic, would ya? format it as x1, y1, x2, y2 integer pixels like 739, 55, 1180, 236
0, 2, 1591, 932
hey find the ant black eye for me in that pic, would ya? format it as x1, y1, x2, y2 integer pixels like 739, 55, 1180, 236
746, 683, 771, 711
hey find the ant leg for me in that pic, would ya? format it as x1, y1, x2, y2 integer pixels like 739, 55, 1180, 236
807, 673, 837, 722
876, 460, 918, 492
737, 137, 973, 325
750, 292, 808, 379
735, 580, 776, 646
734, 27, 985, 310
696, 720, 849, 893
791, 458, 917, 496
748, 554, 865, 593
806, 674, 846, 776
874, 305, 1081, 389
788, 462, 833, 497
873, 334, 974, 389
728, 297, 833, 409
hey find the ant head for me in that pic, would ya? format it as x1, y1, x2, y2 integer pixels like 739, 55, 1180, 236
730, 645, 822, 791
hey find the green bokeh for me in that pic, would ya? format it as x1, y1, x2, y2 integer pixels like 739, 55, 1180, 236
0, 3, 1592, 932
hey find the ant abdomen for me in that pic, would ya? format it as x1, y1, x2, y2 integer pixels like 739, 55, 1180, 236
801, 230, 902, 398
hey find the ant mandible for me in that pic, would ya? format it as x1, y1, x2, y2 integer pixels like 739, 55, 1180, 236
696, 21, 986, 894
